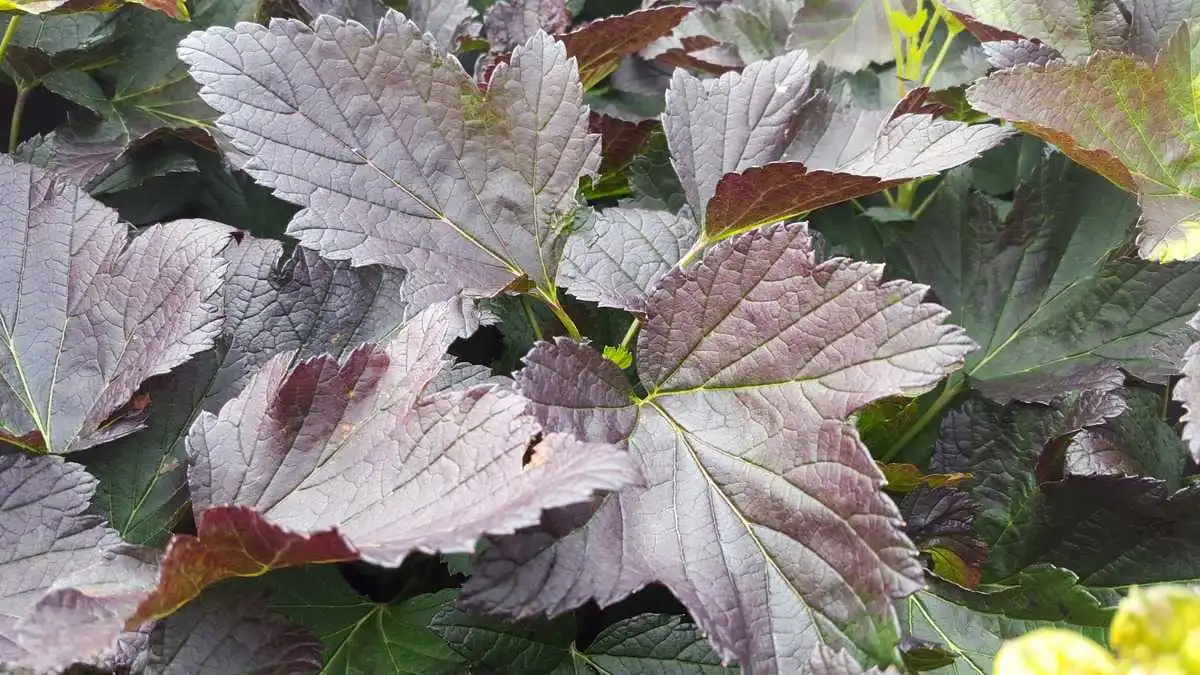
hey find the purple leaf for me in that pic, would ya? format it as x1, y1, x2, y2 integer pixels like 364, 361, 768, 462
144, 586, 323, 675
408, 0, 480, 51
559, 207, 698, 312
0, 454, 158, 672
80, 235, 420, 547
651, 0, 791, 68
944, 0, 1128, 58
296, 0, 389, 28
981, 39, 1062, 68
464, 221, 975, 673
589, 113, 657, 173
179, 14, 600, 309
804, 645, 902, 674
484, 0, 570, 50
663, 51, 815, 223
0, 157, 229, 453
663, 56, 1009, 239
136, 303, 636, 617
1178, 311, 1200, 463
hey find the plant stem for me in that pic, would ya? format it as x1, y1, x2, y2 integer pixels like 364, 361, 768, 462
910, 179, 944, 219
0, 16, 21, 72
921, 25, 957, 87
9, 85, 27, 154
619, 318, 641, 352
532, 287, 582, 341
520, 295, 543, 342
880, 0, 906, 93
880, 373, 964, 462
1, 16, 23, 155
676, 235, 710, 269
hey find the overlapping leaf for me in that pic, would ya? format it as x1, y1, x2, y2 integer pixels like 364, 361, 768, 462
899, 582, 1109, 675
17, 0, 257, 187
895, 153, 1200, 402
0, 156, 229, 453
932, 387, 1200, 592
788, 0, 903, 71
946, 0, 1127, 58
0, 455, 159, 672
589, 113, 657, 174
900, 486, 987, 587
130, 302, 636, 621
1176, 311, 1200, 461
663, 50, 815, 226
484, 0, 569, 50
648, 0, 791, 69
560, 6, 692, 89
661, 53, 1010, 241
180, 13, 601, 308
463, 221, 975, 673
0, 0, 185, 19
266, 566, 465, 674
1064, 388, 1189, 489
144, 586, 323, 675
967, 24, 1200, 262
930, 390, 1125, 579
80, 236, 417, 546
558, 207, 697, 311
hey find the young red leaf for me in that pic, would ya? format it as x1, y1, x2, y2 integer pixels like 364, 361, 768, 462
560, 6, 693, 89
945, 0, 1127, 58
131, 507, 358, 624
589, 112, 657, 173
136, 303, 637, 618
968, 24, 1200, 262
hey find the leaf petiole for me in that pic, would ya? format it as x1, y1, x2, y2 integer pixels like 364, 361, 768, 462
0, 16, 20, 72
880, 371, 965, 462
619, 318, 641, 352
9, 85, 28, 154
532, 286, 582, 341
520, 295, 544, 342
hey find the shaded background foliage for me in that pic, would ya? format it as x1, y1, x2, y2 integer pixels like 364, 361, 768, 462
3, 0, 1200, 673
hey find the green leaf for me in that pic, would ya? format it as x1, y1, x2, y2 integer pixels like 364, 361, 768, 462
896, 152, 1200, 402
96, 148, 298, 235
266, 566, 466, 674
930, 565, 1118, 627
0, 0, 187, 19
789, 0, 902, 71
572, 614, 731, 674
429, 601, 576, 674
900, 585, 1108, 674
624, 130, 687, 213
79, 354, 215, 546
930, 390, 1125, 579
967, 23, 1200, 262
17, 0, 258, 185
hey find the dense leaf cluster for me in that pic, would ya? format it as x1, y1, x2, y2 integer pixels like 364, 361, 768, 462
2, 0, 1200, 673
